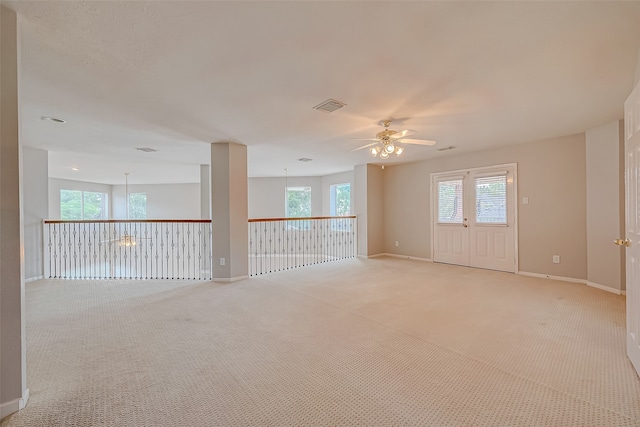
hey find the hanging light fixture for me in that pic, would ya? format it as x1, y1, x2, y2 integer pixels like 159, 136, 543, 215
353, 119, 436, 159
369, 121, 407, 159
119, 172, 136, 247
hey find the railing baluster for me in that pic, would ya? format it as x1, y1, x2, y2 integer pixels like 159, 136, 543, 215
43, 217, 355, 280
42, 219, 213, 281
247, 216, 356, 276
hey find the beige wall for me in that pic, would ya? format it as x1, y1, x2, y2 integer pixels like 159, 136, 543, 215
112, 183, 200, 219
586, 121, 625, 292
49, 179, 200, 220
48, 178, 112, 219
383, 161, 430, 258
248, 176, 322, 219
367, 164, 385, 255
211, 142, 248, 280
383, 133, 588, 280
22, 147, 48, 280
354, 164, 368, 256
354, 164, 385, 256
1, 4, 28, 418
321, 171, 354, 216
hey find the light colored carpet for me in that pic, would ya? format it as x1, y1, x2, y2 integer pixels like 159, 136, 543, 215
2, 257, 640, 426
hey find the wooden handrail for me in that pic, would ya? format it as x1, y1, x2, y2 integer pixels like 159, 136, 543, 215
44, 217, 355, 224
248, 216, 356, 223
44, 219, 212, 224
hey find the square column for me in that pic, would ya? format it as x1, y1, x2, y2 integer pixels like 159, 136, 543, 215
1, 5, 28, 420
211, 142, 248, 281
354, 164, 384, 257
200, 164, 210, 220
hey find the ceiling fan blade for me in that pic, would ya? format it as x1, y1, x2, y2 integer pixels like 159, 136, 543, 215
390, 129, 416, 139
350, 142, 378, 152
349, 137, 380, 142
400, 138, 437, 146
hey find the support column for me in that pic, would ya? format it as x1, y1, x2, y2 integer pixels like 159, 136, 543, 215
211, 142, 248, 281
200, 164, 210, 219
1, 5, 28, 420
354, 164, 384, 257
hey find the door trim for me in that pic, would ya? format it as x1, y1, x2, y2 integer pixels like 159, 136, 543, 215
430, 163, 519, 273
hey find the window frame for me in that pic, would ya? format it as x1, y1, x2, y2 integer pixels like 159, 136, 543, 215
128, 192, 147, 220
330, 182, 351, 217
285, 186, 312, 218
60, 189, 108, 220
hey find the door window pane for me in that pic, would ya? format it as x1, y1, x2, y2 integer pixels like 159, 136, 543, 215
438, 180, 463, 223
475, 175, 507, 224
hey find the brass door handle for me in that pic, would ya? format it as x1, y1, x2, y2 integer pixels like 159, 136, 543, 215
463, 224, 468, 228
614, 239, 631, 247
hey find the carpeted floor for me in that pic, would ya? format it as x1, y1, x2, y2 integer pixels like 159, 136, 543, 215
2, 257, 640, 426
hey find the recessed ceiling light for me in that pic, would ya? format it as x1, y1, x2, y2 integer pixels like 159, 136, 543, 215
41, 116, 66, 123
71, 167, 79, 171
298, 158, 313, 162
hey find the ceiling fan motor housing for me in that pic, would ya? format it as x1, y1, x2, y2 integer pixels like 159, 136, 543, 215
376, 129, 396, 141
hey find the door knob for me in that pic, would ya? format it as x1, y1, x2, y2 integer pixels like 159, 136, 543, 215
463, 223, 468, 228
614, 239, 631, 247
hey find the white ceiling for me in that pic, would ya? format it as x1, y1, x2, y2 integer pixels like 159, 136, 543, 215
8, 1, 640, 184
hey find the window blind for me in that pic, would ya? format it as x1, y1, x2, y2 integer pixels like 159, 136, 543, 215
475, 175, 507, 224
438, 180, 463, 223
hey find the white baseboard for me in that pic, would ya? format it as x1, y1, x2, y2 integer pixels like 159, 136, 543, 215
518, 272, 623, 295
0, 389, 29, 420
381, 253, 433, 262
586, 281, 623, 295
25, 276, 43, 283
358, 253, 433, 262
212, 275, 249, 283
518, 271, 586, 284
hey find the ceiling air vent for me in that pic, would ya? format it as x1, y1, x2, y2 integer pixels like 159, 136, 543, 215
313, 99, 347, 113
135, 147, 157, 153
298, 158, 313, 162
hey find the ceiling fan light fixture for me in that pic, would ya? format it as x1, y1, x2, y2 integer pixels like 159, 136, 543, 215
353, 120, 435, 159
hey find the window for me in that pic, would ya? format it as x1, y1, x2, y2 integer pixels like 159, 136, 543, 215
475, 175, 507, 224
285, 187, 311, 218
330, 183, 351, 216
437, 179, 463, 223
128, 193, 147, 219
60, 190, 108, 220
285, 187, 311, 230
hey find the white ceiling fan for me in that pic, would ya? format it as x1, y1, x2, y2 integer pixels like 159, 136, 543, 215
351, 120, 436, 159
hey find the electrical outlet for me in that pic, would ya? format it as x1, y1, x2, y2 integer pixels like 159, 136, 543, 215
522, 197, 529, 205
220, 258, 225, 266
552, 255, 560, 264
395, 241, 399, 247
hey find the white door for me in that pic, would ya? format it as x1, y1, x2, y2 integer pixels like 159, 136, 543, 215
433, 164, 517, 273
624, 82, 640, 376
433, 174, 470, 266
